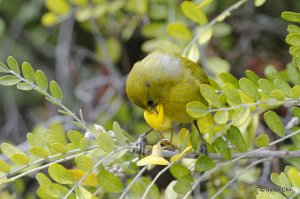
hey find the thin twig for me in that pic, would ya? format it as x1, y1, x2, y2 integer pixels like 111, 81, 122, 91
183, 127, 300, 198
0, 146, 98, 180
182, 0, 248, 55
6, 69, 90, 133
119, 166, 147, 199
63, 146, 131, 199
161, 149, 300, 159
210, 157, 272, 199
141, 161, 177, 199
8, 147, 100, 182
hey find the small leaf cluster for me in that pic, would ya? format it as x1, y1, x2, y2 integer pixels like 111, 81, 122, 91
186, 68, 300, 145
0, 56, 63, 103
282, 11, 300, 67
257, 166, 300, 199
0, 120, 141, 198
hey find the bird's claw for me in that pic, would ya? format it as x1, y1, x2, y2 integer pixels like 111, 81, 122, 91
198, 142, 208, 156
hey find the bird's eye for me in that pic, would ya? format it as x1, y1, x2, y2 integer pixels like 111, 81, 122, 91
147, 99, 154, 107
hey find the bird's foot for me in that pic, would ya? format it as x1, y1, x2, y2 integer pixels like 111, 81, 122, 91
198, 142, 208, 156
131, 128, 153, 157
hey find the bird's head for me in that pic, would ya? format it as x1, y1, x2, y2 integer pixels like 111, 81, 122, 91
125, 52, 180, 130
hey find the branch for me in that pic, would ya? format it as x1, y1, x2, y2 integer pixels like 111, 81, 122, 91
6, 69, 91, 133
210, 157, 272, 199
119, 166, 147, 199
182, 0, 248, 55
63, 146, 132, 199
161, 149, 300, 159
183, 127, 300, 198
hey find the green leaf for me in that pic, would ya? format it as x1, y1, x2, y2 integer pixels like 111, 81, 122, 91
232, 108, 250, 126
279, 172, 292, 188
291, 85, 300, 99
183, 44, 200, 63
239, 78, 260, 101
186, 101, 209, 118
173, 180, 192, 195
7, 56, 20, 75
27, 132, 49, 149
36, 173, 52, 187
29, 146, 49, 158
79, 137, 89, 150
271, 89, 286, 101
207, 57, 230, 75
97, 132, 115, 153
223, 83, 241, 105
258, 78, 275, 96
1, 143, 30, 165
97, 167, 124, 193
292, 107, 300, 118
112, 121, 126, 145
286, 33, 300, 46
274, 79, 291, 97
67, 130, 84, 146
170, 163, 193, 182
271, 173, 280, 186
226, 125, 247, 152
287, 64, 300, 85
51, 143, 67, 154
35, 70, 48, 91
48, 163, 75, 184
50, 80, 63, 101
22, 62, 35, 82
200, 84, 222, 107
167, 22, 192, 40
0, 160, 11, 173
213, 110, 229, 124
181, 1, 207, 25
254, 0, 267, 7
194, 154, 215, 172
288, 25, 300, 34
17, 82, 33, 90
75, 186, 95, 199
75, 155, 93, 172
220, 72, 239, 88
265, 65, 280, 81
212, 22, 232, 38
0, 62, 9, 73
122, 161, 139, 175
245, 70, 259, 86
214, 137, 231, 160
37, 183, 75, 199
45, 0, 70, 14
281, 11, 300, 23
208, 78, 221, 90
264, 111, 285, 137
0, 75, 21, 86
286, 167, 300, 188
44, 128, 67, 145
198, 28, 213, 45
190, 126, 200, 152
255, 134, 269, 147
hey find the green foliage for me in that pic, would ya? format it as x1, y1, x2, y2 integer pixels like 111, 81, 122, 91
264, 111, 285, 137
257, 166, 300, 198
195, 154, 216, 172
1, 2, 300, 199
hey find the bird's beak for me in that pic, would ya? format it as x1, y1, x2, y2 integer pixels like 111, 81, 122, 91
144, 104, 164, 130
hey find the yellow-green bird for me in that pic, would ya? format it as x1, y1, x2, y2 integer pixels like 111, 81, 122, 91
126, 51, 209, 133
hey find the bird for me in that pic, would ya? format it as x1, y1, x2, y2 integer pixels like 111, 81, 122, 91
125, 51, 209, 146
